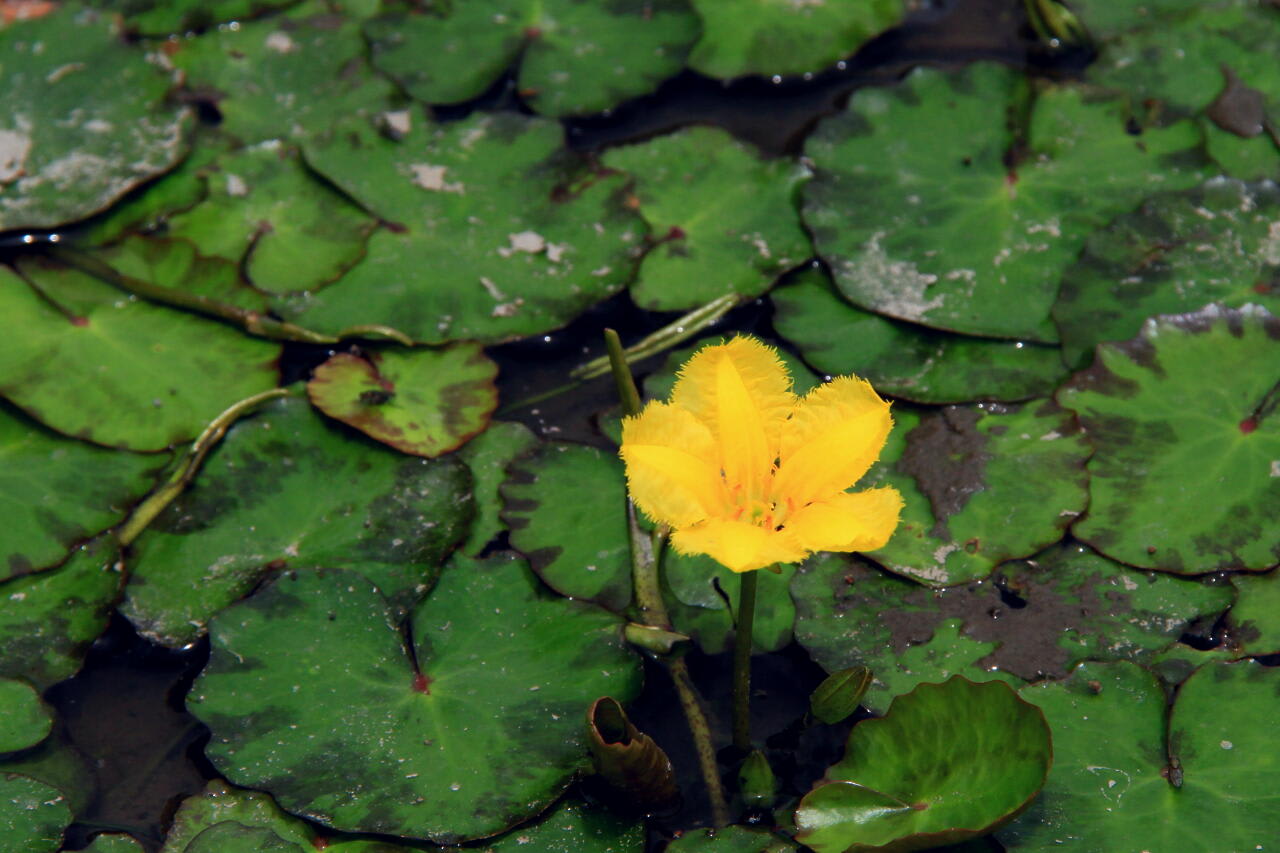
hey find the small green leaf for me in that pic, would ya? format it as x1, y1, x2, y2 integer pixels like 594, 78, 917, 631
0, 678, 52, 754
456, 421, 539, 555
0, 6, 190, 230
1228, 568, 1280, 655
810, 666, 872, 725
796, 678, 1051, 853
0, 773, 71, 852
738, 750, 776, 809
0, 258, 280, 451
161, 781, 315, 853
292, 112, 641, 344
184, 822, 303, 853
365, 0, 699, 117
687, 0, 901, 78
190, 555, 641, 842
91, 235, 271, 316
600, 126, 812, 311
475, 797, 645, 853
123, 396, 473, 647
307, 346, 498, 458
773, 269, 1068, 403
1059, 305, 1280, 572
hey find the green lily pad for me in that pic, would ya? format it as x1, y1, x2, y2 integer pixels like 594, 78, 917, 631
1228, 569, 1280, 655
456, 421, 539, 555
86, 0, 302, 35
0, 258, 280, 451
501, 442, 632, 612
687, 0, 900, 78
666, 825, 795, 851
291, 112, 641, 344
0, 6, 190, 230
190, 555, 641, 842
306, 345, 498, 458
161, 140, 375, 294
0, 729, 96, 816
90, 234, 271, 316
84, 833, 145, 853
123, 395, 473, 647
862, 401, 1090, 587
1053, 178, 1280, 370
803, 63, 1207, 341
0, 403, 164, 580
162, 781, 316, 853
1001, 660, 1280, 850
792, 545, 1233, 711
599, 126, 811, 311
0, 539, 123, 691
474, 797, 644, 853
185, 822, 302, 853
0, 773, 71, 852
795, 678, 1051, 853
772, 268, 1068, 403
0, 678, 52, 754
365, 0, 699, 117
1059, 305, 1280, 573
171, 3, 400, 146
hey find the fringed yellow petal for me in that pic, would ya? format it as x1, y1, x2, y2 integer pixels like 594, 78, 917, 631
671, 518, 807, 573
620, 401, 724, 528
784, 487, 904, 553
670, 338, 794, 491
772, 376, 893, 507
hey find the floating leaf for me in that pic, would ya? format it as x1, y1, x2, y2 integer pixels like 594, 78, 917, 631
473, 797, 645, 853
292, 113, 641, 344
190, 555, 641, 842
161, 140, 375, 294
0, 773, 70, 852
365, 0, 699, 117
123, 396, 473, 647
184, 822, 301, 853
0, 729, 96, 816
1228, 569, 1280, 655
0, 6, 190, 230
90, 235, 271, 316
796, 678, 1051, 853
1001, 660, 1280, 850
0, 259, 280, 451
0, 403, 163, 580
456, 421, 539, 555
171, 3, 400, 145
809, 666, 873, 726
1059, 305, 1280, 572
0, 539, 122, 690
687, 0, 900, 78
792, 545, 1233, 711
501, 442, 632, 612
803, 63, 1206, 341
773, 269, 1067, 403
863, 402, 1090, 587
307, 346, 498, 458
85, 0, 302, 35
0, 678, 52, 753
162, 781, 315, 853
666, 826, 796, 851
600, 126, 811, 311
1053, 178, 1280, 370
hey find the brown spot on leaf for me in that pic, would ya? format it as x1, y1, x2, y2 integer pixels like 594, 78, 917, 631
1207, 66, 1267, 138
897, 406, 991, 538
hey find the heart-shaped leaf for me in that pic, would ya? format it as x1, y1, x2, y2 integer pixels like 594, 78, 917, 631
0, 6, 190, 230
803, 63, 1207, 340
306, 346, 498, 458
862, 401, 1090, 587
291, 112, 641, 344
1059, 305, 1280, 572
0, 403, 164, 580
0, 678, 52, 754
773, 269, 1068, 403
1053, 178, 1280, 370
190, 555, 641, 842
599, 126, 812, 311
687, 0, 901, 78
0, 258, 280, 451
0, 773, 71, 852
365, 0, 699, 116
796, 677, 1051, 852
1000, 660, 1280, 850
122, 396, 473, 647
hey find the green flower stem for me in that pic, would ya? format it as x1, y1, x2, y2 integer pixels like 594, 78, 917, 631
732, 569, 759, 752
608, 328, 731, 827
115, 387, 290, 546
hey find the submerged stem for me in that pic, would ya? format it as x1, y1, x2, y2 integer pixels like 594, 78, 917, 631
731, 570, 759, 753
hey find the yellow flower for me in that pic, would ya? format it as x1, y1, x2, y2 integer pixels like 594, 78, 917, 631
619, 337, 903, 573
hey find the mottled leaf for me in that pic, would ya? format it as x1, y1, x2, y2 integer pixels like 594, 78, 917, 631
1228, 568, 1280, 655
190, 556, 641, 842
600, 126, 811, 311
307, 346, 498, 457
291, 112, 641, 343
91, 234, 271, 315
0, 773, 70, 852
1059, 305, 1280, 572
456, 421, 539, 555
162, 781, 315, 853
